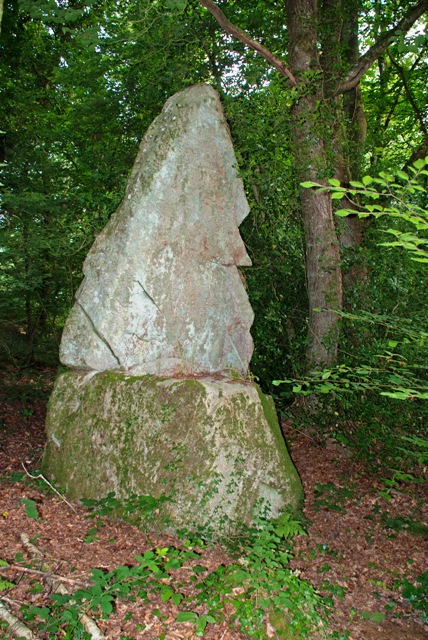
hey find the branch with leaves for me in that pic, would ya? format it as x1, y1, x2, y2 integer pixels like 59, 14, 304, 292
198, 0, 428, 94
302, 157, 428, 263
199, 0, 298, 86
336, 0, 428, 94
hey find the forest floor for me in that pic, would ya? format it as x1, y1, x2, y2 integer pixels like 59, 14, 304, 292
0, 365, 427, 640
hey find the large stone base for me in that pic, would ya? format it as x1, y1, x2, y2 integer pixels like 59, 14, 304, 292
43, 371, 303, 532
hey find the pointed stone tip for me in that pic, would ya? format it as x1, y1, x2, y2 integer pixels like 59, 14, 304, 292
60, 83, 254, 377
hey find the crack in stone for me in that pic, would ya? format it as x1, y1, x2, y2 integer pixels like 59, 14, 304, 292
210, 259, 236, 267
135, 280, 160, 310
77, 302, 121, 367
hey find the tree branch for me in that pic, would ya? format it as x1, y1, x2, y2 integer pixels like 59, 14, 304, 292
1, 564, 90, 587
403, 136, 428, 169
387, 51, 427, 135
199, 0, 298, 87
337, 0, 428, 94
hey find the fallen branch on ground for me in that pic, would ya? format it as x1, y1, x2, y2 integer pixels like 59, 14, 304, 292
0, 599, 42, 640
50, 581, 106, 640
1, 563, 91, 587
17, 532, 106, 640
21, 463, 77, 512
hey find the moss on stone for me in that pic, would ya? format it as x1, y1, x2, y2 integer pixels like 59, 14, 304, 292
43, 371, 303, 532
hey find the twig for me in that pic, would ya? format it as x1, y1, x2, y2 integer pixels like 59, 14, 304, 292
21, 463, 77, 512
2, 552, 105, 639
0, 595, 27, 606
1, 563, 90, 587
0, 599, 42, 639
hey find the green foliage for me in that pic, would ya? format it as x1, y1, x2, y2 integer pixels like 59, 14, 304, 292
380, 512, 428, 538
3, 510, 326, 639
224, 83, 306, 391
400, 571, 428, 622
278, 162, 428, 472
80, 491, 173, 530
0, 578, 14, 593
188, 514, 325, 639
313, 482, 354, 513
20, 498, 40, 520
303, 158, 428, 262
360, 610, 385, 623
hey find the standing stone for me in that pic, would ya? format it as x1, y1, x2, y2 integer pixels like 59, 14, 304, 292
60, 84, 254, 376
44, 85, 304, 532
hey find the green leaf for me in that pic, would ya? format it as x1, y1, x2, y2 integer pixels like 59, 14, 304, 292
160, 586, 174, 602
361, 611, 386, 623
0, 579, 14, 592
413, 159, 426, 170
20, 498, 40, 520
172, 593, 184, 605
396, 170, 409, 181
165, 0, 187, 9
100, 598, 113, 614
192, 565, 207, 574
328, 178, 341, 187
300, 181, 321, 188
0, 559, 9, 567
362, 175, 373, 185
176, 611, 198, 622
331, 190, 346, 199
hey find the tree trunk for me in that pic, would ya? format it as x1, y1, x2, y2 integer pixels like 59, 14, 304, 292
339, 0, 369, 250
287, 0, 343, 369
198, 0, 428, 370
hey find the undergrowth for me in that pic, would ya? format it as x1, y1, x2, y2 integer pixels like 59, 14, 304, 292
0, 485, 328, 639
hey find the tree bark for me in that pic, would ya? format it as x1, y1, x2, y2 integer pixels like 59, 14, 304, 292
287, 0, 343, 369
337, 0, 369, 250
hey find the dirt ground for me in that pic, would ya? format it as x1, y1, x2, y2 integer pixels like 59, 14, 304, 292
0, 365, 427, 639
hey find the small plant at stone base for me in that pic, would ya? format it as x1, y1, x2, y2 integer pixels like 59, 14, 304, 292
190, 513, 327, 639
2, 512, 327, 639
80, 491, 173, 531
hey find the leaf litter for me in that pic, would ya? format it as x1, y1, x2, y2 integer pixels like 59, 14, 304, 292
0, 366, 427, 639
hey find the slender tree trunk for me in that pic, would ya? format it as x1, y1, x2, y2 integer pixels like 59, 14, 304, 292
22, 218, 35, 364
339, 0, 368, 250
287, 0, 343, 368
